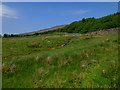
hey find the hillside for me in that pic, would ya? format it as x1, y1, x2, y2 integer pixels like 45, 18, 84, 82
20, 24, 67, 36
3, 13, 120, 38
57, 13, 120, 33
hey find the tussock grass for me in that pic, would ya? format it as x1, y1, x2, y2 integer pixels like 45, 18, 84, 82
2, 33, 119, 88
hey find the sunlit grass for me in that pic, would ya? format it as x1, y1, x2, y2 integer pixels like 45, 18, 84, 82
2, 33, 119, 88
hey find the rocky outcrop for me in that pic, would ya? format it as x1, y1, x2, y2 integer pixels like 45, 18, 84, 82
86, 28, 120, 35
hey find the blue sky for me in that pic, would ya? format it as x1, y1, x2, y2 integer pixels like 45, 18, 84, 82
2, 2, 118, 34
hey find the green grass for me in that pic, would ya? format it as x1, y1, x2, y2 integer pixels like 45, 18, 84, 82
2, 33, 119, 88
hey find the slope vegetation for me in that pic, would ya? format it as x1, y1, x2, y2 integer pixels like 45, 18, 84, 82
57, 13, 120, 33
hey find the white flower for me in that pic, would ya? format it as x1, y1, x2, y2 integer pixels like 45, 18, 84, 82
102, 70, 105, 74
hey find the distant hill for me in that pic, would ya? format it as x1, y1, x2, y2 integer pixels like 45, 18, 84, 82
21, 12, 120, 36
20, 24, 67, 36
57, 12, 120, 33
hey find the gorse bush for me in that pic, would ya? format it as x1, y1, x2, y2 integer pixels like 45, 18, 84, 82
57, 12, 120, 33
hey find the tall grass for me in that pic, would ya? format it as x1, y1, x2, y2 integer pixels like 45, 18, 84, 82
2, 33, 119, 88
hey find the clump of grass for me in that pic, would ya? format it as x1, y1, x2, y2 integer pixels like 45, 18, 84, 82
2, 63, 16, 73
35, 56, 39, 62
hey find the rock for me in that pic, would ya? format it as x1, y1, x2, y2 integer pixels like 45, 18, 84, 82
61, 44, 66, 47
80, 65, 86, 68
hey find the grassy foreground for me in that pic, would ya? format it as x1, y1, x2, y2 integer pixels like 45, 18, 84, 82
2, 33, 119, 88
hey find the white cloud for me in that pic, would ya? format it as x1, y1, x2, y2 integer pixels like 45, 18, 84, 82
64, 9, 90, 15
74, 10, 90, 14
0, 4, 18, 19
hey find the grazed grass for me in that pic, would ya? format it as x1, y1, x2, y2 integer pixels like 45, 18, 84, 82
2, 33, 119, 88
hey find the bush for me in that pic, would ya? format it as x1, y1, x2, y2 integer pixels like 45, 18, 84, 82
3, 34, 9, 38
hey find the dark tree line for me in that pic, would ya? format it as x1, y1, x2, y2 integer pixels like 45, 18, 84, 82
3, 33, 35, 38
2, 30, 57, 38
3, 34, 21, 38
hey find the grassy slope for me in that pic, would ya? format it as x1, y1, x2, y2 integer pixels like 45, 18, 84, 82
2, 33, 119, 88
20, 25, 67, 36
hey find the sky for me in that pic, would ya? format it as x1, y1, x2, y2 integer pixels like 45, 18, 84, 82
1, 2, 118, 34
2, 0, 120, 2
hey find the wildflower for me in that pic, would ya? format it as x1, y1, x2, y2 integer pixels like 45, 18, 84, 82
102, 70, 105, 74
